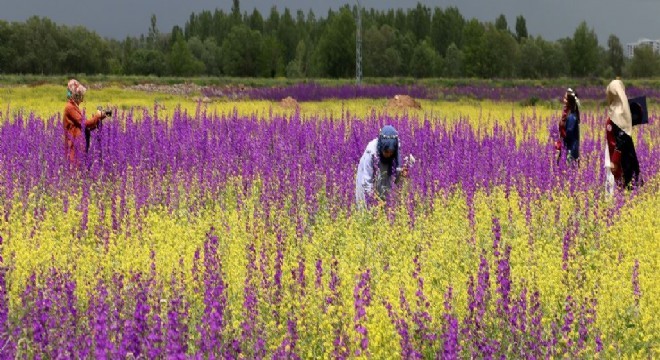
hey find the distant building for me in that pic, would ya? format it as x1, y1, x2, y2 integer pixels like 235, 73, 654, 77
626, 38, 660, 58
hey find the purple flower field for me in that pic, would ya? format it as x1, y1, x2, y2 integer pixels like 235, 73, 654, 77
200, 82, 660, 103
0, 102, 658, 358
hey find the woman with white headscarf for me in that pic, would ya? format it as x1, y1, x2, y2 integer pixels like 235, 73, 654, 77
604, 79, 641, 193
63, 79, 109, 162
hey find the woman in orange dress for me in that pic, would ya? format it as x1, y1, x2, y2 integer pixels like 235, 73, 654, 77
63, 79, 107, 162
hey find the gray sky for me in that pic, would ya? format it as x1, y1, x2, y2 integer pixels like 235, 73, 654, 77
0, 0, 658, 45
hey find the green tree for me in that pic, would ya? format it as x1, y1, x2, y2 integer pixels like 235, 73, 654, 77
264, 6, 280, 35
221, 25, 263, 76
231, 0, 242, 26
444, 42, 463, 77
607, 34, 624, 77
196, 11, 213, 40
12, 17, 60, 74
395, 31, 416, 76
363, 25, 387, 77
568, 21, 601, 76
248, 9, 264, 32
211, 10, 231, 45
463, 22, 518, 78
0, 21, 16, 73
539, 39, 568, 77
126, 49, 166, 75
363, 24, 400, 77
408, 3, 431, 42
381, 47, 403, 77
170, 26, 184, 46
147, 14, 160, 49
495, 14, 508, 32
278, 8, 298, 64
518, 37, 543, 78
394, 9, 407, 35
59, 26, 110, 74
430, 6, 465, 56
168, 36, 204, 76
461, 19, 485, 77
286, 40, 308, 78
105, 39, 124, 74
312, 7, 355, 77
482, 25, 519, 77
261, 34, 285, 77
188, 36, 222, 75
409, 40, 440, 78
515, 15, 528, 42
629, 45, 660, 78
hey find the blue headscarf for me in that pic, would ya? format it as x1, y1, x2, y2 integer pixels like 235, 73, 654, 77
377, 125, 401, 174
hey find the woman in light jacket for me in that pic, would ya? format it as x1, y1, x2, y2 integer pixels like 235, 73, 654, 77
604, 79, 641, 193
355, 125, 407, 209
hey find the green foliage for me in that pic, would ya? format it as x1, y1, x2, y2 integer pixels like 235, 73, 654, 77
261, 34, 285, 77
409, 40, 440, 78
408, 3, 431, 42
430, 6, 465, 56
482, 25, 518, 78
221, 25, 264, 77
495, 14, 508, 32
515, 15, 528, 42
568, 22, 601, 77
313, 7, 355, 78
126, 49, 166, 76
1, 3, 652, 80
363, 25, 401, 77
518, 37, 543, 79
461, 19, 486, 77
462, 22, 520, 78
629, 45, 660, 78
444, 43, 463, 77
286, 40, 311, 78
0, 21, 16, 73
168, 37, 205, 76
607, 35, 624, 77
278, 9, 299, 63
187, 37, 221, 75
539, 39, 569, 78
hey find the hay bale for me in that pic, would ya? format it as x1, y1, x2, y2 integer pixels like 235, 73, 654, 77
386, 95, 422, 110
280, 96, 300, 109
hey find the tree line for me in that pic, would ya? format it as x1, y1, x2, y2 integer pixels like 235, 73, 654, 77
1, 1, 658, 78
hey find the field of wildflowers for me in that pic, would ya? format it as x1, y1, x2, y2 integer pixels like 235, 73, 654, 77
200, 82, 660, 103
0, 85, 658, 358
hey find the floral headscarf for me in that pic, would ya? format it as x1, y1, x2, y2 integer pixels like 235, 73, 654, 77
67, 79, 87, 100
376, 125, 402, 175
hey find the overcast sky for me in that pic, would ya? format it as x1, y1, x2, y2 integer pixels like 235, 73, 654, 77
1, 0, 658, 45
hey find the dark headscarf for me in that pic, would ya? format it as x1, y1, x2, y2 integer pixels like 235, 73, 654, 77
377, 125, 401, 174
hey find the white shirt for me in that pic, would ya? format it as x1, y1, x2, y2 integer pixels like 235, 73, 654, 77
355, 139, 395, 209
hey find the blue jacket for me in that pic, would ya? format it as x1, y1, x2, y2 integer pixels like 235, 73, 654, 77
563, 112, 579, 160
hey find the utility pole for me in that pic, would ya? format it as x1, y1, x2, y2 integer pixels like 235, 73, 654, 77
356, 0, 363, 85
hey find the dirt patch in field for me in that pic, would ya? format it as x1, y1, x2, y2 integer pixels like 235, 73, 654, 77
280, 96, 300, 109
127, 83, 202, 96
385, 95, 422, 110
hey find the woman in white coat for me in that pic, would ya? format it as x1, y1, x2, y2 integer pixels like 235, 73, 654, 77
355, 125, 407, 209
604, 79, 642, 193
